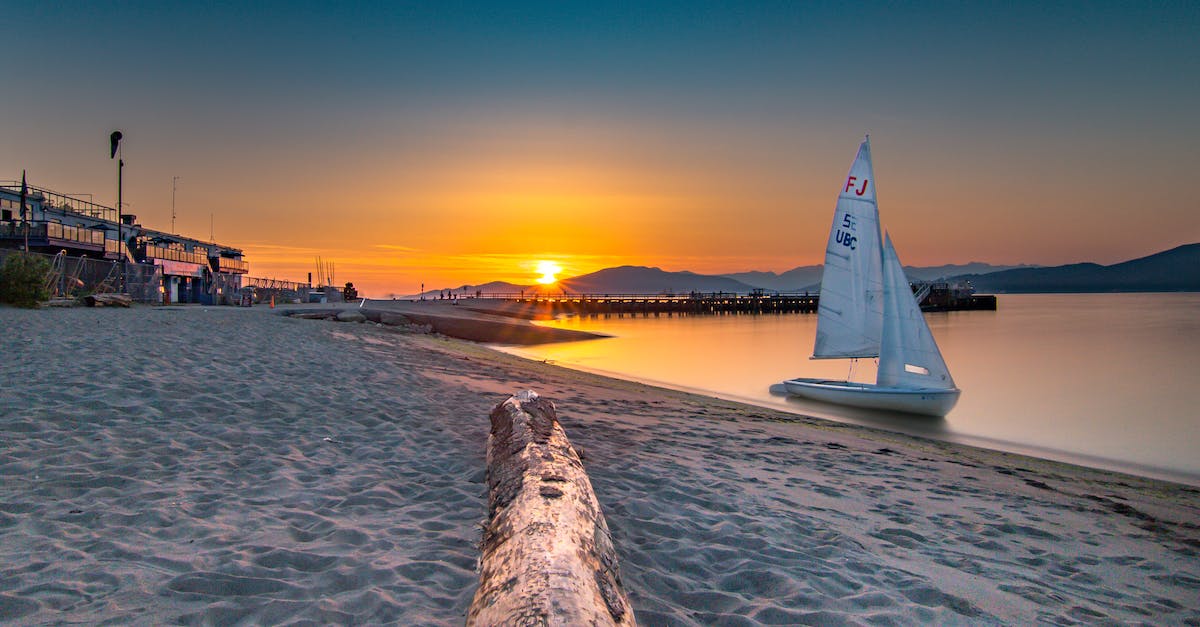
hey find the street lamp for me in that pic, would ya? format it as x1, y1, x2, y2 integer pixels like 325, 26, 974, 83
19, 170, 28, 252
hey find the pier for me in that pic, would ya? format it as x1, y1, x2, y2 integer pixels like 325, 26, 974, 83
457, 290, 995, 318
496, 293, 818, 317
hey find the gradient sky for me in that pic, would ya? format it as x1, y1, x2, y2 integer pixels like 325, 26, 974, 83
3, 1, 1197, 295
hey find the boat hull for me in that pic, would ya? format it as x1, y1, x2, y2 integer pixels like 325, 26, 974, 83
783, 378, 960, 417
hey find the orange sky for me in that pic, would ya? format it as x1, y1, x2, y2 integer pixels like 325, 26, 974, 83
3, 3, 1198, 296
131, 117, 1200, 296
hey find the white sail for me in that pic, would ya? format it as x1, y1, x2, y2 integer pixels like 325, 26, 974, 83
812, 137, 885, 359
876, 233, 956, 390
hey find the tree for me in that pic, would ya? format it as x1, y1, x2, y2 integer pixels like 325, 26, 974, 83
0, 252, 51, 308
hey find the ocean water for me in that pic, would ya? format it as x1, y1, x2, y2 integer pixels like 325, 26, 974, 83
498, 293, 1200, 485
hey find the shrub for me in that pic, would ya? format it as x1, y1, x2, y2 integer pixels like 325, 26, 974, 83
0, 252, 51, 308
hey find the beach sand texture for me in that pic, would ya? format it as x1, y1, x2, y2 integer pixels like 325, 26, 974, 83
1, 305, 1198, 625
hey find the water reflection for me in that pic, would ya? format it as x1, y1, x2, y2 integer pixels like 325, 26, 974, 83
498, 294, 1200, 484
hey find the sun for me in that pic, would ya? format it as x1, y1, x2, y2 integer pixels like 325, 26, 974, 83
535, 260, 562, 284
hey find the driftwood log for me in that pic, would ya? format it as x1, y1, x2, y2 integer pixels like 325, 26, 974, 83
84, 293, 132, 307
468, 391, 636, 626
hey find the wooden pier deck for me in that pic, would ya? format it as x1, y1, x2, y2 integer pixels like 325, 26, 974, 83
509, 293, 819, 317
455, 291, 995, 318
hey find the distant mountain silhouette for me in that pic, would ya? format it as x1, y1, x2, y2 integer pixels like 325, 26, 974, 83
953, 243, 1200, 293
459, 281, 526, 293
724, 262, 1029, 292
904, 262, 1037, 281
722, 266, 822, 292
421, 267, 756, 298
421, 244, 1199, 297
415, 280, 525, 299
556, 265, 757, 294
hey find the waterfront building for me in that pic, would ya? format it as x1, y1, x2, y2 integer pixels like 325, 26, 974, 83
0, 179, 248, 304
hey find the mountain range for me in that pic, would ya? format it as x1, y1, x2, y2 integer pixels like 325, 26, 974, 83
720, 262, 1035, 292
424, 244, 1199, 297
956, 243, 1200, 293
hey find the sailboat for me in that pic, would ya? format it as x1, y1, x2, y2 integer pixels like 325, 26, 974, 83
783, 137, 960, 417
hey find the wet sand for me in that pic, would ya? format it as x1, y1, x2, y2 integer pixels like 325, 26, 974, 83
1, 304, 1197, 624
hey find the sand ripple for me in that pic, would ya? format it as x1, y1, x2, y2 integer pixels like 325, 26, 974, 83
2, 306, 1199, 624
1, 308, 483, 625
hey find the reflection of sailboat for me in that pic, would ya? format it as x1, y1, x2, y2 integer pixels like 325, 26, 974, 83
783, 137, 960, 417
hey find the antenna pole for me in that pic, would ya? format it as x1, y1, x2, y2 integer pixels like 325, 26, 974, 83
171, 176, 179, 233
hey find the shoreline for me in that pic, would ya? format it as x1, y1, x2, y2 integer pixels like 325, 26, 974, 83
297, 299, 1198, 486
497, 345, 1200, 489
481, 336, 1195, 490
492, 296, 1200, 489
288, 300, 610, 345
2, 304, 1197, 624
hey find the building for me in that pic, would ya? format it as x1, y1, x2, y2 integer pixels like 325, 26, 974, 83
0, 179, 248, 304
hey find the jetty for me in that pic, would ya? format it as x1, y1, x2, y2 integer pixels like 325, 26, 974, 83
460, 293, 817, 318
455, 289, 994, 319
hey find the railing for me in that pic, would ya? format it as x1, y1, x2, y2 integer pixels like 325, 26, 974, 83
246, 276, 308, 292
142, 243, 207, 265
0, 221, 107, 248
0, 221, 45, 239
46, 222, 106, 246
215, 257, 249, 273
0, 182, 118, 223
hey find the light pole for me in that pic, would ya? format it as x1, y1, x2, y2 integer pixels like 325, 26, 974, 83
171, 176, 179, 233
110, 131, 124, 292
20, 170, 28, 253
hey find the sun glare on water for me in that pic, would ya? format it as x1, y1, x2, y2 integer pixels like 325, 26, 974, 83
535, 260, 562, 284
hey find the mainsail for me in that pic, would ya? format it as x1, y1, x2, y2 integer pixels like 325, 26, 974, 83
812, 137, 885, 359
876, 233, 956, 390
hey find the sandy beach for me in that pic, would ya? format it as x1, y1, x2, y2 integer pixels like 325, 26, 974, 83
2, 304, 1198, 625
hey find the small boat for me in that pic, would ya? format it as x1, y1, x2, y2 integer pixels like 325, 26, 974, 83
782, 137, 960, 417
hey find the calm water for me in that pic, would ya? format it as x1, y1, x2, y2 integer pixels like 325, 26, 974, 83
499, 293, 1200, 485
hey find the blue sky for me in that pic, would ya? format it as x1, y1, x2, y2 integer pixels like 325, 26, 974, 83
3, 1, 1197, 292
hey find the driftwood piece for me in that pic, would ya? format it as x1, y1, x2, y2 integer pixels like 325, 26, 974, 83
468, 391, 636, 626
84, 293, 132, 308
288, 312, 336, 320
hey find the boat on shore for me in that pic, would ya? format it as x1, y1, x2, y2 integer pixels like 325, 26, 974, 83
782, 137, 960, 417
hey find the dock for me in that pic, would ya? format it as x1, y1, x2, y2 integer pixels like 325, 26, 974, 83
456, 290, 995, 318
500, 293, 818, 317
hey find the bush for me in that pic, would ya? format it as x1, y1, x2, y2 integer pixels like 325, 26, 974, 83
0, 252, 51, 308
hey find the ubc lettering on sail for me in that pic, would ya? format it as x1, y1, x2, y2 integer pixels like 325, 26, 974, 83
844, 176, 869, 196
836, 213, 857, 250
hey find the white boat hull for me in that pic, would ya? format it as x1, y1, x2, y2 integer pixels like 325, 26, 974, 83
783, 378, 960, 417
